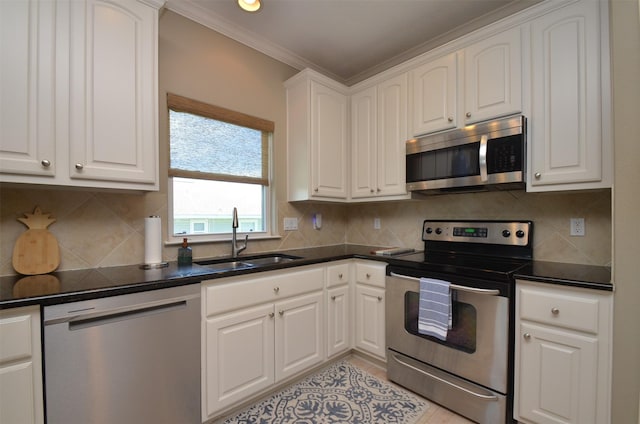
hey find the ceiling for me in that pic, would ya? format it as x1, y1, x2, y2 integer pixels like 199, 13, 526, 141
165, 0, 541, 86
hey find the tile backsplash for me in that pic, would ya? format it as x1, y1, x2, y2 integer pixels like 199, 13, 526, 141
0, 187, 610, 276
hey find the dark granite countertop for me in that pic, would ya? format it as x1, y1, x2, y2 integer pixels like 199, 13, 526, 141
0, 244, 613, 309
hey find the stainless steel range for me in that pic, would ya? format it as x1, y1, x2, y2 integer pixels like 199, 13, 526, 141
386, 220, 533, 424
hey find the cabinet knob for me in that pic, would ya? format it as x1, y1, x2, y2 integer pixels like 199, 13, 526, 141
41, 159, 51, 168
376, 188, 381, 193
338, 273, 343, 279
331, 295, 336, 301
466, 112, 472, 118
75, 163, 84, 170
370, 189, 375, 193
314, 188, 319, 192
279, 310, 284, 316
551, 307, 560, 315
273, 287, 280, 293
523, 333, 531, 340
366, 273, 371, 279
534, 172, 541, 179
448, 117, 453, 122
377, 296, 383, 301
269, 312, 275, 318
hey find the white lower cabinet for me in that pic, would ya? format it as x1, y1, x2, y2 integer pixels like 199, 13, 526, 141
326, 262, 351, 358
202, 266, 325, 420
514, 280, 612, 424
0, 306, 44, 424
354, 261, 387, 360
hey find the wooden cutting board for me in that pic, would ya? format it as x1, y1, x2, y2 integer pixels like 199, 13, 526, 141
12, 207, 60, 275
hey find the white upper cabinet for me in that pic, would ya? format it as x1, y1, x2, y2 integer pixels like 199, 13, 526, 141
464, 26, 522, 124
286, 69, 349, 201
0, 0, 162, 191
411, 53, 458, 136
527, 0, 611, 191
410, 26, 522, 137
0, 0, 57, 178
351, 73, 409, 200
68, 0, 159, 185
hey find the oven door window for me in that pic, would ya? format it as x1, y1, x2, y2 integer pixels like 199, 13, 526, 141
404, 291, 476, 353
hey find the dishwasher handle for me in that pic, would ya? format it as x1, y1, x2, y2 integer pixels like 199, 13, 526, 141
67, 300, 188, 331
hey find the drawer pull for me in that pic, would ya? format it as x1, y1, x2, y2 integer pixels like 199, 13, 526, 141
279, 310, 284, 316
268, 312, 275, 318
551, 307, 560, 315
523, 333, 531, 340
274, 287, 280, 293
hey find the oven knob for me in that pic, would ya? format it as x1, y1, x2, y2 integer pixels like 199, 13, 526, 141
502, 230, 511, 238
435, 228, 442, 235
426, 227, 433, 234
516, 230, 526, 238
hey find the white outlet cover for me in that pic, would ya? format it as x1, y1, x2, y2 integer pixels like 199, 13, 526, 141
284, 217, 298, 231
570, 218, 585, 236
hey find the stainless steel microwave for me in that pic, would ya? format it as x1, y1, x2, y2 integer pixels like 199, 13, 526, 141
406, 115, 526, 194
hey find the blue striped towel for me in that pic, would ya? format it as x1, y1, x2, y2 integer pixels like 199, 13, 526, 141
418, 278, 452, 341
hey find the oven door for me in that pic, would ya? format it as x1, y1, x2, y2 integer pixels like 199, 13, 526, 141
386, 271, 509, 394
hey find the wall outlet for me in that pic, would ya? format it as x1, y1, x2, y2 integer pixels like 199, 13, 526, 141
373, 217, 381, 230
283, 217, 298, 231
570, 218, 585, 236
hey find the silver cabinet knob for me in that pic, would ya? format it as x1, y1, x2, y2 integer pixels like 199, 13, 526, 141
448, 117, 453, 122
535, 172, 542, 179
466, 112, 472, 118
273, 287, 280, 293
278, 310, 284, 316
41, 159, 51, 167
377, 296, 383, 301
75, 163, 84, 170
269, 312, 275, 318
523, 333, 531, 340
551, 307, 560, 315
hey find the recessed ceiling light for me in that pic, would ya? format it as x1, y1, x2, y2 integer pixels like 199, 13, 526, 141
238, 0, 260, 12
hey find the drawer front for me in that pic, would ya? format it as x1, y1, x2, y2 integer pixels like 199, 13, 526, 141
355, 261, 386, 288
518, 285, 600, 334
326, 262, 350, 288
205, 266, 324, 316
0, 312, 33, 364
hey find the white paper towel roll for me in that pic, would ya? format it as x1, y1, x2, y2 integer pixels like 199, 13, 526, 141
144, 216, 163, 265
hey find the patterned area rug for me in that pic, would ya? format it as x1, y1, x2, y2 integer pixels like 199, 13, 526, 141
219, 360, 429, 423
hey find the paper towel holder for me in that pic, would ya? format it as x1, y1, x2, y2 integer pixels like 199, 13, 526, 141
140, 215, 169, 269
140, 262, 169, 270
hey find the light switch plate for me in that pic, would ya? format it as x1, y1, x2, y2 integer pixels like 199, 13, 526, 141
284, 217, 298, 231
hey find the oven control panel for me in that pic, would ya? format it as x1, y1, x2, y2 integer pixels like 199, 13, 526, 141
422, 220, 532, 246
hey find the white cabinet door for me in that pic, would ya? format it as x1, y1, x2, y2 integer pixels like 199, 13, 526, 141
0, 306, 44, 424
0, 0, 56, 177
517, 322, 598, 424
411, 53, 458, 136
528, 0, 609, 190
464, 26, 522, 124
204, 304, 275, 417
354, 285, 385, 359
327, 285, 350, 358
275, 291, 324, 381
310, 80, 348, 199
376, 73, 408, 197
68, 0, 158, 185
351, 86, 377, 198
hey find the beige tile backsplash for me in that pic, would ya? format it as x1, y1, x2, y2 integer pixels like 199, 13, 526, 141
0, 187, 611, 276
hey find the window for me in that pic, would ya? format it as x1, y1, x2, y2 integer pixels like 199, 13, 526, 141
168, 94, 274, 240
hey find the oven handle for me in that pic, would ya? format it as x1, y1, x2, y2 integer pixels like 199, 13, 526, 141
390, 352, 500, 401
389, 272, 501, 296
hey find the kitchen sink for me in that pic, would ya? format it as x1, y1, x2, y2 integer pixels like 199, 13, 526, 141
195, 254, 302, 272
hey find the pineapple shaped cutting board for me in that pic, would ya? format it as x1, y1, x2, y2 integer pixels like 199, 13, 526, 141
12, 207, 61, 275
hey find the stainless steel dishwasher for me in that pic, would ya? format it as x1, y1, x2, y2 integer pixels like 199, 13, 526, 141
44, 284, 200, 424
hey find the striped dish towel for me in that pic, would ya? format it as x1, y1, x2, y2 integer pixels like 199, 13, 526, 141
418, 278, 452, 341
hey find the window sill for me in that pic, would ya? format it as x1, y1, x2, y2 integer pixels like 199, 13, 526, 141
164, 234, 282, 246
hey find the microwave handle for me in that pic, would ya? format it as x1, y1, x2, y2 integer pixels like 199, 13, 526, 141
479, 135, 488, 182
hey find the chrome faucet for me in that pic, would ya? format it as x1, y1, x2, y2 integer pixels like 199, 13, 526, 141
231, 207, 248, 258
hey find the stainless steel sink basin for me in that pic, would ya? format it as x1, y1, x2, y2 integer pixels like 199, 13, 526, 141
195, 254, 301, 272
